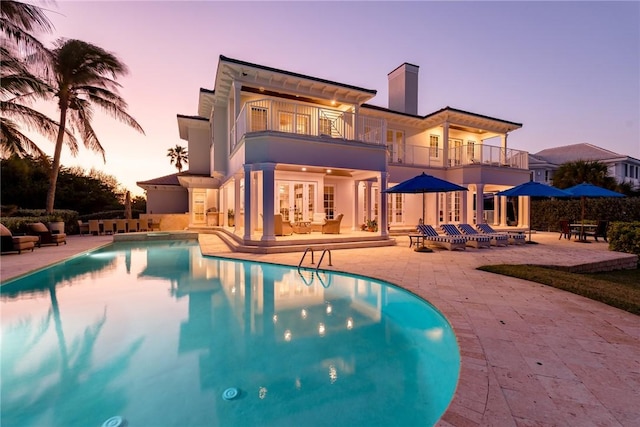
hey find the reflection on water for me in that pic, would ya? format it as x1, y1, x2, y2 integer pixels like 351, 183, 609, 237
1, 240, 460, 427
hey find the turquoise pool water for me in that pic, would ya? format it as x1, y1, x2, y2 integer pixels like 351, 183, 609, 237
1, 240, 460, 427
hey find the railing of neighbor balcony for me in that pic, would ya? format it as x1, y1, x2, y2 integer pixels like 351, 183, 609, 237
389, 143, 528, 169
230, 99, 385, 152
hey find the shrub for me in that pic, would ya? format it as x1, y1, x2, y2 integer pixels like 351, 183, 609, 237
608, 222, 640, 258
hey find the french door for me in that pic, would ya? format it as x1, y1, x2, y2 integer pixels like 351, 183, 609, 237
276, 181, 316, 222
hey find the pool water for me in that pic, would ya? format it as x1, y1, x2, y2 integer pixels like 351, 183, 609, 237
1, 240, 460, 427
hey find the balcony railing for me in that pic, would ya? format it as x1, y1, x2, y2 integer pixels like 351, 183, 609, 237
230, 99, 385, 151
388, 143, 528, 169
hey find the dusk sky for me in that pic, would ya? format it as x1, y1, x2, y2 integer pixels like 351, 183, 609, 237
32, 1, 639, 196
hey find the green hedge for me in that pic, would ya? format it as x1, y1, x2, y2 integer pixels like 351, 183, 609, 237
531, 197, 640, 232
1, 209, 80, 234
608, 222, 640, 258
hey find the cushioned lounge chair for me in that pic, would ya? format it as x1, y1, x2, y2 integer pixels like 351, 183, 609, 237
322, 214, 343, 234
1, 224, 39, 254
102, 219, 116, 235
416, 224, 466, 251
127, 219, 139, 232
440, 224, 490, 249
27, 222, 67, 246
458, 223, 508, 247
115, 219, 127, 234
476, 223, 526, 245
274, 213, 293, 236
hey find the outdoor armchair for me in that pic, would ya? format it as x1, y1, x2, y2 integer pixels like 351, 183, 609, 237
1, 224, 39, 254
322, 214, 343, 234
77, 220, 90, 236
310, 212, 326, 232
274, 214, 293, 236
584, 220, 609, 242
27, 222, 67, 247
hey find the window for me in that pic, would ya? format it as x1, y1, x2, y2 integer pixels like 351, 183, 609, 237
466, 140, 476, 162
323, 185, 335, 219
250, 107, 268, 132
429, 135, 439, 158
279, 111, 310, 134
387, 129, 404, 163
319, 117, 333, 136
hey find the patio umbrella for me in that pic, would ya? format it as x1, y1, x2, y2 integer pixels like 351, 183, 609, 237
496, 181, 571, 243
564, 183, 624, 241
383, 172, 468, 222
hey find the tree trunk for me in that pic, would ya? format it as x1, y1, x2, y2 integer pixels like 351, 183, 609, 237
46, 103, 68, 214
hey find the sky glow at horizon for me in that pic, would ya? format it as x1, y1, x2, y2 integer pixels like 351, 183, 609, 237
25, 1, 640, 196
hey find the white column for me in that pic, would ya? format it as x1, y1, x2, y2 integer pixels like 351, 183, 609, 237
261, 163, 276, 241
243, 164, 252, 240
187, 187, 194, 226
475, 183, 485, 224
442, 122, 449, 167
460, 189, 468, 224
500, 196, 508, 226
501, 133, 508, 165
379, 172, 389, 237
365, 181, 372, 221
352, 180, 360, 231
234, 173, 241, 232
493, 194, 500, 226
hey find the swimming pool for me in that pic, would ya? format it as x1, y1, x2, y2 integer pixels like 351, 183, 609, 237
1, 240, 460, 427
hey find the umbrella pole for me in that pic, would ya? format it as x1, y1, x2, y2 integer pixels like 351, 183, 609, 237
528, 196, 532, 242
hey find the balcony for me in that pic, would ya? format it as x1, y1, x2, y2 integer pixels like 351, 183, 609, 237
230, 99, 385, 151
389, 143, 529, 170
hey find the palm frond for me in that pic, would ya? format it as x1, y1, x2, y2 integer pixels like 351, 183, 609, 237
0, 117, 45, 157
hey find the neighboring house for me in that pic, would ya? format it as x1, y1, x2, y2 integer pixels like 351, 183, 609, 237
139, 55, 531, 242
530, 143, 640, 188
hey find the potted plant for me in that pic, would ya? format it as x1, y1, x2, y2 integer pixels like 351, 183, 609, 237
366, 218, 378, 232
47, 217, 65, 234
228, 209, 235, 227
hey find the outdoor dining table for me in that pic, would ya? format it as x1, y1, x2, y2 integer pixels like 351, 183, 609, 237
570, 223, 597, 241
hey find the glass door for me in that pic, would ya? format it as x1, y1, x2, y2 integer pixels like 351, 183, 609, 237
277, 181, 316, 222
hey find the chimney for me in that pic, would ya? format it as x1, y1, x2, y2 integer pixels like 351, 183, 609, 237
388, 63, 419, 115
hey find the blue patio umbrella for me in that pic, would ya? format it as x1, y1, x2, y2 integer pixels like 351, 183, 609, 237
564, 183, 624, 241
496, 181, 572, 242
383, 172, 468, 222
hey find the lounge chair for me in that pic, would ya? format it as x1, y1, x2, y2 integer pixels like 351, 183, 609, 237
458, 223, 509, 247
274, 213, 293, 236
27, 222, 67, 247
322, 213, 344, 234
1, 224, 39, 254
476, 223, 526, 245
77, 220, 90, 236
440, 224, 490, 249
415, 224, 466, 251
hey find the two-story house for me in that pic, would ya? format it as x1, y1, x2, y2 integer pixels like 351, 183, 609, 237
138, 55, 530, 245
529, 143, 640, 188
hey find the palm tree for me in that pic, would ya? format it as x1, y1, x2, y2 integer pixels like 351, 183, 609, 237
0, 1, 76, 158
167, 144, 188, 172
552, 160, 617, 190
44, 38, 145, 213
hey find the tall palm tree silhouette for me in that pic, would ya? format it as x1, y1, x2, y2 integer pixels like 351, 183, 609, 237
167, 144, 188, 172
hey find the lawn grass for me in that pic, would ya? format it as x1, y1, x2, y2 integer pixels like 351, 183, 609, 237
477, 264, 640, 315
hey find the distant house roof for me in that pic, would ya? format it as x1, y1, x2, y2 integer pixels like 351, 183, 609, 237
533, 143, 626, 165
137, 173, 181, 187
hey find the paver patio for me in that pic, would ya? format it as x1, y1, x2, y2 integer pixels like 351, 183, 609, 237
2, 232, 638, 426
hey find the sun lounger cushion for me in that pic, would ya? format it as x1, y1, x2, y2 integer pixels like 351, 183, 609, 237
416, 224, 466, 251
458, 223, 508, 247
476, 224, 526, 245
440, 224, 491, 248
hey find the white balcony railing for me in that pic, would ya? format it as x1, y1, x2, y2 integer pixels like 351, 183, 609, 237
388, 143, 528, 169
230, 99, 385, 151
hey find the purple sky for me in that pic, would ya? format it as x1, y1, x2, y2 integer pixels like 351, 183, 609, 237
32, 1, 639, 196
